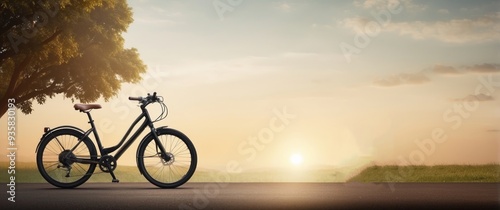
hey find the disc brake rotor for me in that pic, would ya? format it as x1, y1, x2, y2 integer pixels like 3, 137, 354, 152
161, 152, 175, 165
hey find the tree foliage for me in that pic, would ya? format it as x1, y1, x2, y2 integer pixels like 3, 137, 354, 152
0, 0, 146, 117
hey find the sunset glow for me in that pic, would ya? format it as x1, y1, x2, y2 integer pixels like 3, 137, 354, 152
290, 153, 304, 166
1, 0, 499, 182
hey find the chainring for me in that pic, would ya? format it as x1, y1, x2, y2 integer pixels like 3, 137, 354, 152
99, 155, 117, 173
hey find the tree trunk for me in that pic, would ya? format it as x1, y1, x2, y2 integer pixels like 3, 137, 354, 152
0, 94, 11, 118
0, 55, 32, 118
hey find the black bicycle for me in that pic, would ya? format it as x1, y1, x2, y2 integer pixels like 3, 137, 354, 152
35, 92, 197, 188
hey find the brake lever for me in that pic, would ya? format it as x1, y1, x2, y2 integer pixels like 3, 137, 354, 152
152, 92, 157, 101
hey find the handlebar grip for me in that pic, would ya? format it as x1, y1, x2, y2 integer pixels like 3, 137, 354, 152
128, 96, 142, 101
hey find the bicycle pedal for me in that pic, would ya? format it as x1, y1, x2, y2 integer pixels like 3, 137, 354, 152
112, 179, 119, 183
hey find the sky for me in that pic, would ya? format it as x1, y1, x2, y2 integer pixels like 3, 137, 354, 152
1, 0, 500, 177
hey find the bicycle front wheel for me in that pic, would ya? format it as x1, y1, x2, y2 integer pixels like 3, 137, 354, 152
36, 129, 97, 188
137, 128, 197, 188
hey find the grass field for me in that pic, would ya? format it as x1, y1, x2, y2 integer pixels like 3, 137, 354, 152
348, 164, 500, 182
0, 162, 348, 183
2, 162, 499, 183
1, 162, 146, 183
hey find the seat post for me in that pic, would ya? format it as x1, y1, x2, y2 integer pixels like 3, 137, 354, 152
85, 110, 98, 137
85, 110, 105, 153
86, 111, 95, 126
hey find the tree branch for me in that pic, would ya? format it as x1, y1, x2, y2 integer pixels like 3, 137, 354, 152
14, 63, 62, 95
0, 14, 23, 37
41, 29, 62, 46
3, 54, 32, 99
15, 78, 76, 103
0, 28, 62, 63
0, 48, 15, 63
16, 81, 57, 103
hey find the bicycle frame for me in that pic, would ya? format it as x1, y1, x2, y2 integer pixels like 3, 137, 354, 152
36, 92, 197, 188
72, 102, 168, 163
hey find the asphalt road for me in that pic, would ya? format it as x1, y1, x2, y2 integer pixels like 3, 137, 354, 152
2, 182, 499, 210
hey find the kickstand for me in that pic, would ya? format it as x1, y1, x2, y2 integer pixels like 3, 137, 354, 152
106, 164, 119, 183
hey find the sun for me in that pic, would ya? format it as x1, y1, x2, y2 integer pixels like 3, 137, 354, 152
290, 153, 303, 166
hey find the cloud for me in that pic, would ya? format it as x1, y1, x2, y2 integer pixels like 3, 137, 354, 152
339, 17, 370, 33
385, 13, 500, 43
454, 93, 494, 102
311, 23, 333, 29
432, 63, 500, 75
274, 2, 296, 12
433, 65, 462, 75
341, 13, 498, 43
373, 63, 500, 87
134, 17, 178, 25
373, 72, 430, 87
466, 63, 500, 74
437, 9, 449, 15
354, 0, 426, 12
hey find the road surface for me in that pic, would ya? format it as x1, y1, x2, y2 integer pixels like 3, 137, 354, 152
2, 182, 499, 209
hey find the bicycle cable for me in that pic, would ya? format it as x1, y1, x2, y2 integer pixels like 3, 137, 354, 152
152, 96, 168, 123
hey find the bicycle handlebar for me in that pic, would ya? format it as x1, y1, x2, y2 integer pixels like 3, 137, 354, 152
128, 96, 142, 101
128, 92, 168, 122
129, 92, 159, 103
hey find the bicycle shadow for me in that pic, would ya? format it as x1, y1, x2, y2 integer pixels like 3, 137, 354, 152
37, 183, 196, 190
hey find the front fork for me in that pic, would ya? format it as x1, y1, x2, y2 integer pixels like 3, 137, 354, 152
149, 126, 169, 161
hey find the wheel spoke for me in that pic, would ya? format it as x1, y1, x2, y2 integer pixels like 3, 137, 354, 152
139, 130, 196, 188
37, 131, 96, 188
54, 136, 65, 151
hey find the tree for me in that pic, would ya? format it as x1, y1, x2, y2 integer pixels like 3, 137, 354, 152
0, 0, 146, 117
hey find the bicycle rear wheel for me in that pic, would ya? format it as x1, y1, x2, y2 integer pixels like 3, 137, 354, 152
137, 128, 197, 188
36, 129, 97, 188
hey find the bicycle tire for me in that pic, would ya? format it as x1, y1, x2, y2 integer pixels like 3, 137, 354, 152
36, 129, 97, 188
137, 128, 197, 188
